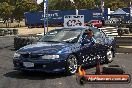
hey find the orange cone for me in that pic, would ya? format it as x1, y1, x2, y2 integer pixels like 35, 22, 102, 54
95, 60, 101, 74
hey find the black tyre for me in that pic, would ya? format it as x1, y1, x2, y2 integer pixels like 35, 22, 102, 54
102, 65, 125, 74
129, 28, 132, 33
0, 29, 4, 36
13, 29, 18, 35
79, 76, 87, 85
10, 30, 14, 35
66, 55, 78, 75
105, 49, 113, 63
117, 29, 124, 36
124, 29, 130, 34
4, 29, 8, 35
14, 36, 20, 50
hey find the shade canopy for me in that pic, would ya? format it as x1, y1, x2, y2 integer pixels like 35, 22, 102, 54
111, 8, 127, 15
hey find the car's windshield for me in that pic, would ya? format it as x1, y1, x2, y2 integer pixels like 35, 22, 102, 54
39, 28, 82, 43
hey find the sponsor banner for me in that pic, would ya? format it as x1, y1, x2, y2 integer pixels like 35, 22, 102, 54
76, 74, 131, 84
64, 15, 84, 28
76, 66, 131, 85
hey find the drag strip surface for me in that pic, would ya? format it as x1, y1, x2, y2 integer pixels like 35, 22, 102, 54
0, 37, 131, 88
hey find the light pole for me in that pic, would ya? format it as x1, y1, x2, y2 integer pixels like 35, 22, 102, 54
36, 0, 47, 34
130, 1, 132, 23
43, 0, 48, 35
100, 0, 105, 26
46, 0, 48, 33
100, 0, 104, 16
43, 0, 46, 35
69, 0, 78, 15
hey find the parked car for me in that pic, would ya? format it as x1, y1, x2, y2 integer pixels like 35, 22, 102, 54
105, 18, 121, 24
88, 20, 103, 28
13, 27, 116, 74
85, 20, 103, 28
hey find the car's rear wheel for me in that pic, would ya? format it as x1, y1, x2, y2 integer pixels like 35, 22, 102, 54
66, 55, 78, 75
105, 49, 113, 63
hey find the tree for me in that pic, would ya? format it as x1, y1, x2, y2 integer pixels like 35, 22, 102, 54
0, 0, 132, 21
13, 0, 39, 21
54, 0, 74, 10
105, 0, 128, 10
0, 2, 14, 21
74, 0, 96, 9
47, 0, 96, 10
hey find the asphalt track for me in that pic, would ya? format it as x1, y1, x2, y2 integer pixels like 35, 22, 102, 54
0, 36, 132, 88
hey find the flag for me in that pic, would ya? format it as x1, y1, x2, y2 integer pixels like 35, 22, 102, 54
36, 0, 43, 4
70, 0, 75, 3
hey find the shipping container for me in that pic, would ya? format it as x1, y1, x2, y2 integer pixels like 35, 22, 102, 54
24, 8, 130, 27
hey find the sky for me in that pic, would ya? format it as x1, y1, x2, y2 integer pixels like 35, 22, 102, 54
36, 0, 43, 4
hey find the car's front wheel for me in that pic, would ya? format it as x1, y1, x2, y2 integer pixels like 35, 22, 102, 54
66, 55, 78, 75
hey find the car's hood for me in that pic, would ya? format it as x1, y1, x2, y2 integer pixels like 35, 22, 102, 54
18, 42, 71, 54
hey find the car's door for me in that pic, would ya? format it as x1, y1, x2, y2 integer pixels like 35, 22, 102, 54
92, 28, 108, 63
77, 29, 97, 66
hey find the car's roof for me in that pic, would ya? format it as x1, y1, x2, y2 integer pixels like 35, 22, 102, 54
59, 26, 90, 30
51, 26, 98, 32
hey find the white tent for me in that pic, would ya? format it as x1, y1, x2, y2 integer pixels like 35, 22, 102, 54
111, 8, 127, 15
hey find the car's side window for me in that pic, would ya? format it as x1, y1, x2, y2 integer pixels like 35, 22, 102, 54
89, 27, 100, 39
99, 30, 106, 39
99, 30, 109, 44
82, 29, 89, 40
89, 27, 105, 44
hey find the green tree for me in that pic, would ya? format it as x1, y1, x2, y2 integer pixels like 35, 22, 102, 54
105, 0, 128, 10
13, 0, 39, 21
0, 0, 132, 21
54, 0, 74, 10
47, 0, 96, 10
0, 2, 14, 21
74, 0, 96, 9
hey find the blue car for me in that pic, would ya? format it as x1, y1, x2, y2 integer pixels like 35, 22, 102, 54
13, 27, 116, 74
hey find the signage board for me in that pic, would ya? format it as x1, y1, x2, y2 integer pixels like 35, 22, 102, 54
64, 15, 84, 27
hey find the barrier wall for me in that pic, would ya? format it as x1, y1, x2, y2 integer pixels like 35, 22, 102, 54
24, 8, 131, 27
